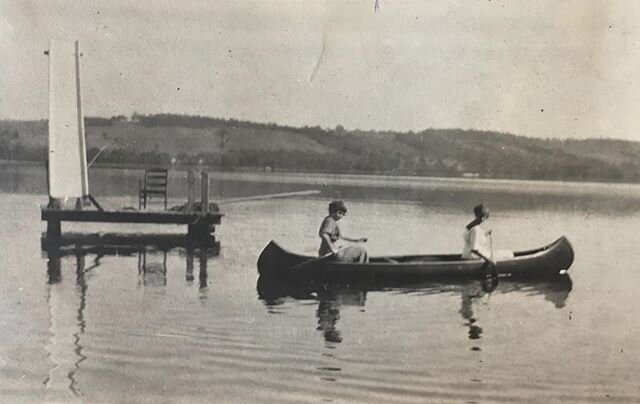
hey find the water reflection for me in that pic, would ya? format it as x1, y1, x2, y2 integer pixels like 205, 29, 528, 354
257, 275, 572, 345
459, 279, 497, 342
316, 288, 366, 344
138, 250, 168, 287
44, 251, 89, 397
42, 232, 219, 396
5, 164, 640, 215
43, 232, 219, 286
71, 254, 88, 396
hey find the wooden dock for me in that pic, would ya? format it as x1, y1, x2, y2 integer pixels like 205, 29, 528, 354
42, 207, 223, 242
42, 42, 224, 250
42, 171, 223, 245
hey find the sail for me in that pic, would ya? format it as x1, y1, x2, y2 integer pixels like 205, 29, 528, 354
48, 40, 89, 199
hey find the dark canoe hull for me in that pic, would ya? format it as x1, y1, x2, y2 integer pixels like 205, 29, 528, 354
256, 274, 574, 309
257, 237, 574, 281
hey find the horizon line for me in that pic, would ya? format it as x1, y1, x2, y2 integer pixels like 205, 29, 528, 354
0, 114, 630, 143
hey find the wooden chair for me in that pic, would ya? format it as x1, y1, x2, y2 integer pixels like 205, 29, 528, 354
139, 168, 168, 210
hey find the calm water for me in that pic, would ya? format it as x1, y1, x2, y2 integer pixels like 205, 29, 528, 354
1, 165, 640, 403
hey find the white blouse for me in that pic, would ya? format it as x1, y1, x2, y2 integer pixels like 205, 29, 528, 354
462, 225, 491, 260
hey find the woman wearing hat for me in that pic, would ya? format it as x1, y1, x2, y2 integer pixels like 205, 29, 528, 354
318, 200, 368, 263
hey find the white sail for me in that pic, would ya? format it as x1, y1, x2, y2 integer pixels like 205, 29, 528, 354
48, 40, 89, 199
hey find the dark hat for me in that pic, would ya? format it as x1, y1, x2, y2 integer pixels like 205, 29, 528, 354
329, 200, 348, 214
473, 203, 489, 218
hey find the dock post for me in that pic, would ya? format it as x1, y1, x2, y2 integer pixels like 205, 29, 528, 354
186, 170, 196, 212
185, 242, 195, 282
47, 219, 62, 241
188, 171, 212, 243
46, 246, 62, 284
199, 248, 208, 289
188, 220, 215, 246
201, 171, 216, 239
200, 171, 209, 215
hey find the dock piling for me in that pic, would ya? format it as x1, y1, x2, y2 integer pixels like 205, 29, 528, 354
187, 171, 215, 244
201, 171, 209, 215
187, 170, 196, 213
47, 219, 62, 241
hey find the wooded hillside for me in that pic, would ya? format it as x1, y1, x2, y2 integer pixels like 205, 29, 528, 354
1, 114, 639, 182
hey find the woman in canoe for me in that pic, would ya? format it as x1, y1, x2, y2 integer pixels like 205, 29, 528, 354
319, 200, 369, 263
462, 204, 513, 267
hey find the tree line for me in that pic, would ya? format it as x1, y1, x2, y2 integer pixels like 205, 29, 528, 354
1, 115, 639, 182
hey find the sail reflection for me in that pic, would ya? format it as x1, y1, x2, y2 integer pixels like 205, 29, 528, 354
41, 232, 219, 396
44, 251, 90, 398
256, 275, 572, 345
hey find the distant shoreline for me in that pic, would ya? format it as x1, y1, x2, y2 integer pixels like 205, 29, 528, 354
3, 115, 640, 184
2, 159, 640, 188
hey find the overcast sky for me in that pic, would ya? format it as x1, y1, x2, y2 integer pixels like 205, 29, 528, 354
1, 1, 639, 140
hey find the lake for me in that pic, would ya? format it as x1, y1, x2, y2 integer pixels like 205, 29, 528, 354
1, 164, 639, 403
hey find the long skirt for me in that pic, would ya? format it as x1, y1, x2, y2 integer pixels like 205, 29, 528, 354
335, 245, 369, 263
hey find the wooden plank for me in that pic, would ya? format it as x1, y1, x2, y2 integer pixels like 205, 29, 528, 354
219, 190, 321, 204
41, 208, 223, 225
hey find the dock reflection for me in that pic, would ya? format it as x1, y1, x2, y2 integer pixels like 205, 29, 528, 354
256, 275, 572, 345
41, 232, 219, 396
43, 232, 219, 287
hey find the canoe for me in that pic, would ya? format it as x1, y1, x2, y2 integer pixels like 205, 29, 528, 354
257, 236, 574, 280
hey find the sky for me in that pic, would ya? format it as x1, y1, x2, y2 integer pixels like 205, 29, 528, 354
1, 0, 639, 140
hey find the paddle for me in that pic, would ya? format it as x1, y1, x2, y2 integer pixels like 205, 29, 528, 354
485, 230, 498, 279
290, 252, 335, 273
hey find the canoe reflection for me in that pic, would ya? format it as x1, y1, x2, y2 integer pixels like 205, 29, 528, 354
257, 275, 572, 344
